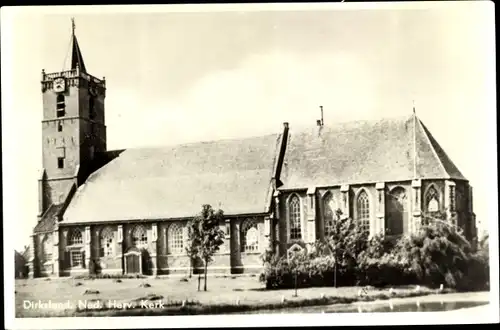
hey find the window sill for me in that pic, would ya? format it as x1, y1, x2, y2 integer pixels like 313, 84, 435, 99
241, 251, 261, 255
99, 255, 115, 259
66, 245, 84, 251
288, 238, 304, 243
166, 253, 186, 257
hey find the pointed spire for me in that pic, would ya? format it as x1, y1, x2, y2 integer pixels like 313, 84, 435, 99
70, 18, 87, 73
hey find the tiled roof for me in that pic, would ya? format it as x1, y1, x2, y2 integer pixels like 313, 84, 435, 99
60, 114, 466, 224
34, 204, 63, 233
62, 134, 282, 224
279, 114, 466, 190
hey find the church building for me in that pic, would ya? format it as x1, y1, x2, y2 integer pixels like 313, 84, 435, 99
29, 25, 476, 278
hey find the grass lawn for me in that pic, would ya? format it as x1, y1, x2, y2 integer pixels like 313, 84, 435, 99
15, 275, 452, 317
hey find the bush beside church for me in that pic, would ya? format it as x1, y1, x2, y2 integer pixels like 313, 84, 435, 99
260, 215, 489, 292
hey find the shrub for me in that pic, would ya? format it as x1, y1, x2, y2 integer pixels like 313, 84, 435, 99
261, 214, 489, 291
356, 252, 416, 287
260, 252, 356, 289
389, 222, 489, 291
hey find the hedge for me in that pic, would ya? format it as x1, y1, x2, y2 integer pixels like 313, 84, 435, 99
260, 220, 489, 292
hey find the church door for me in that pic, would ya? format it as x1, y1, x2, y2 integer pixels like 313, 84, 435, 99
386, 187, 408, 235
124, 248, 142, 274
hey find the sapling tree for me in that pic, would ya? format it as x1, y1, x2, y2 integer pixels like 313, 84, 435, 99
185, 222, 200, 279
187, 204, 225, 291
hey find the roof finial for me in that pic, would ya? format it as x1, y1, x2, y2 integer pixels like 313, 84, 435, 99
71, 17, 76, 36
320, 105, 324, 126
412, 99, 417, 179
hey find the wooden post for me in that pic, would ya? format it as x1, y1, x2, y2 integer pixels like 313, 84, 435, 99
294, 268, 298, 297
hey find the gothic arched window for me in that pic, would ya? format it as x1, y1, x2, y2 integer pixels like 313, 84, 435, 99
67, 228, 83, 267
132, 225, 148, 249
99, 227, 115, 257
68, 229, 83, 246
289, 195, 302, 240
356, 190, 370, 233
241, 219, 259, 252
426, 186, 440, 213
167, 224, 184, 255
323, 193, 337, 238
56, 94, 65, 117
42, 234, 53, 262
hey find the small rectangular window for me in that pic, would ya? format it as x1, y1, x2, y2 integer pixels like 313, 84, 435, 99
57, 157, 65, 169
57, 121, 63, 132
70, 251, 83, 267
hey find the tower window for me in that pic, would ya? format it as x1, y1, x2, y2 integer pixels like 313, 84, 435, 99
56, 94, 66, 117
57, 121, 63, 132
57, 157, 65, 169
89, 96, 96, 120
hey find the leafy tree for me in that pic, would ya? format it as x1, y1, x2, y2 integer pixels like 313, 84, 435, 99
186, 222, 200, 279
187, 204, 225, 291
323, 209, 369, 286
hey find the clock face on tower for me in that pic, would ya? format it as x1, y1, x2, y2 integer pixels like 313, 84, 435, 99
53, 77, 66, 93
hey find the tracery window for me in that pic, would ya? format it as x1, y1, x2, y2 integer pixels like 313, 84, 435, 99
99, 227, 115, 257
68, 229, 83, 246
167, 224, 184, 255
323, 193, 337, 237
67, 228, 83, 267
426, 186, 440, 213
356, 190, 370, 233
132, 225, 148, 249
289, 195, 302, 240
241, 219, 259, 252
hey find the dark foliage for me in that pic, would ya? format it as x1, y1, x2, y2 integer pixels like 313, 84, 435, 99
261, 213, 489, 291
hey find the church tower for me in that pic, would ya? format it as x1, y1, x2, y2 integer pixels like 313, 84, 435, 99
38, 19, 107, 216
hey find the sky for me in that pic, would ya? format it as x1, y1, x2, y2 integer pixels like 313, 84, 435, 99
2, 2, 497, 252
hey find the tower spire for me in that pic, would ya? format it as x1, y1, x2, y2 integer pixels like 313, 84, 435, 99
70, 18, 87, 73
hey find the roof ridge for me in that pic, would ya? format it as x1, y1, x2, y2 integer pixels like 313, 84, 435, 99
418, 119, 466, 180
39, 203, 55, 219
288, 114, 414, 134
122, 132, 280, 152
265, 133, 285, 212
416, 118, 449, 179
